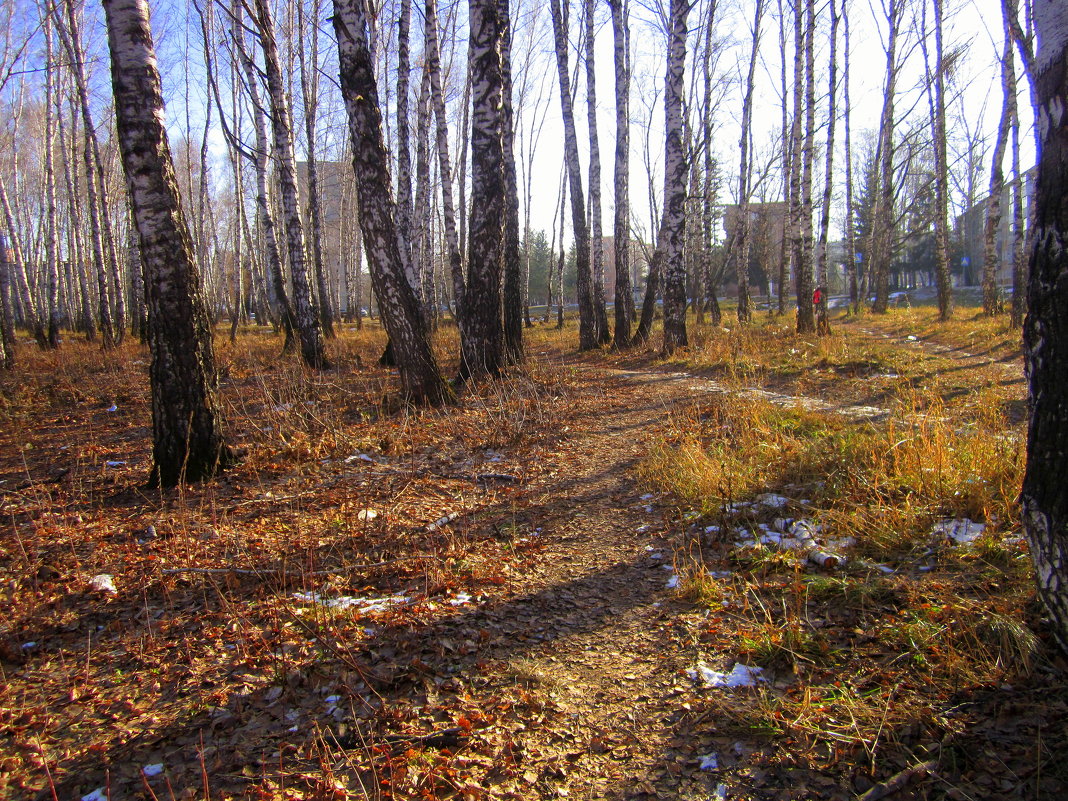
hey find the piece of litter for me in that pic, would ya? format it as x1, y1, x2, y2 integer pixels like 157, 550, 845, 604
356, 509, 378, 522
666, 575, 680, 589
89, 574, 117, 594
932, 518, 985, 544
906, 334, 918, 341
143, 764, 164, 778
688, 662, 765, 689
449, 592, 473, 606
698, 753, 719, 771
82, 789, 108, 801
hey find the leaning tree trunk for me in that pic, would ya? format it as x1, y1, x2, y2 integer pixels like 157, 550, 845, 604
1022, 5, 1068, 654
609, 0, 632, 347
103, 0, 232, 487
459, 0, 507, 380
660, 0, 690, 354
252, 0, 328, 369
549, 0, 596, 350
983, 29, 1014, 316
584, 0, 610, 345
332, 0, 450, 405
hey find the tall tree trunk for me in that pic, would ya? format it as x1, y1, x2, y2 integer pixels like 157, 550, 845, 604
252, 0, 328, 368
929, 0, 953, 320
103, 0, 232, 486
1021, 2, 1068, 653
609, 0, 632, 347
794, 0, 816, 333
814, 0, 839, 335
584, 0, 610, 345
843, 0, 858, 314
549, 0, 596, 350
232, 3, 295, 350
660, 0, 690, 354
298, 0, 336, 338
1008, 34, 1026, 329
459, 0, 507, 380
395, 0, 415, 289
500, 0, 524, 363
43, 4, 61, 348
736, 0, 766, 325
983, 28, 1014, 316
425, 0, 464, 319
869, 0, 900, 315
332, 0, 449, 404
0, 230, 14, 368
57, 0, 126, 345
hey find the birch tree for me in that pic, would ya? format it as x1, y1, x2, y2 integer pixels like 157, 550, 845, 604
549, 0, 596, 350
814, 0, 839, 334
1022, 0, 1068, 653
982, 27, 1013, 316
103, 0, 232, 486
332, 0, 450, 404
660, 0, 690, 354
609, 0, 632, 347
584, 0, 610, 345
251, 0, 329, 368
735, 0, 767, 325
459, 0, 507, 379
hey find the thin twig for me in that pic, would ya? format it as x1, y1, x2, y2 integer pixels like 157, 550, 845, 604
161, 555, 443, 577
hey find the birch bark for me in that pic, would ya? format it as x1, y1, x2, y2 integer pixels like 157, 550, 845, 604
103, 0, 231, 486
332, 0, 449, 404
660, 0, 690, 354
549, 0, 596, 350
1022, 0, 1068, 653
252, 0, 329, 368
609, 0, 632, 347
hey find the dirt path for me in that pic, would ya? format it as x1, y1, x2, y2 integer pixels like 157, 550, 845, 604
342, 366, 725, 800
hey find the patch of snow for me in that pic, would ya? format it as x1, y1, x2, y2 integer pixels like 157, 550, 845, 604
662, 564, 675, 571
715, 782, 728, 800
704, 525, 720, 534
345, 453, 376, 464
648, 551, 664, 560
89, 574, 117, 594
932, 518, 986, 544
143, 764, 164, 778
640, 493, 655, 500
709, 571, 733, 578
356, 509, 378, 522
106, 404, 118, 412
756, 493, 790, 509
292, 592, 409, 613
484, 450, 503, 462
688, 662, 766, 689
827, 537, 857, 550
22, 642, 36, 649
698, 753, 719, 771
272, 403, 293, 412
449, 592, 473, 606
104, 461, 126, 468
906, 334, 918, 341
666, 575, 680, 589
82, 789, 108, 801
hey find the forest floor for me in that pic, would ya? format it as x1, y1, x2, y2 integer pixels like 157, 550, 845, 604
2, 305, 1066, 801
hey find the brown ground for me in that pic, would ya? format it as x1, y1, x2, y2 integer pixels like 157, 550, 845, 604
2, 322, 1065, 800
